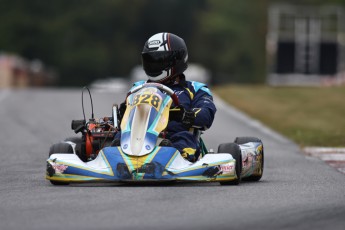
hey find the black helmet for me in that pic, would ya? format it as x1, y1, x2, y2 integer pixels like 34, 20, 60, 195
142, 32, 188, 83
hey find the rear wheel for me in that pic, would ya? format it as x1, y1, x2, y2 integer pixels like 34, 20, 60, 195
235, 136, 264, 181
234, 136, 261, 145
218, 143, 242, 185
48, 143, 74, 185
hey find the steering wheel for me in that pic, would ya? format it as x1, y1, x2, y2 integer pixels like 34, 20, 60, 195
128, 82, 179, 106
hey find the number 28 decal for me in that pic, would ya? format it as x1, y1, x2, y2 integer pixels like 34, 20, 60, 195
132, 93, 161, 109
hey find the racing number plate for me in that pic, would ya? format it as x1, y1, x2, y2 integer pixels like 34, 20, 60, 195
132, 93, 162, 109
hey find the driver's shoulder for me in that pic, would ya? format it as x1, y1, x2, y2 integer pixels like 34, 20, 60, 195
186, 81, 212, 96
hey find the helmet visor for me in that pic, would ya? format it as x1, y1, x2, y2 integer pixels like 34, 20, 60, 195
142, 51, 182, 76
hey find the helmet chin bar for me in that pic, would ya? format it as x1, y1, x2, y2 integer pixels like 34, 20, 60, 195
148, 69, 171, 83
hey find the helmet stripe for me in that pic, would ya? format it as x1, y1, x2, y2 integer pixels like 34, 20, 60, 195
167, 33, 171, 51
161, 32, 166, 51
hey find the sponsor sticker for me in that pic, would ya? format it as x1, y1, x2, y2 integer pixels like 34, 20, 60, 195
148, 40, 161, 46
220, 164, 234, 174
256, 145, 263, 154
52, 163, 68, 174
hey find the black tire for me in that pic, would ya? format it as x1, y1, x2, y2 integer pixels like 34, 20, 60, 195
48, 143, 74, 185
235, 136, 264, 182
50, 180, 69, 186
49, 142, 74, 157
64, 136, 87, 162
64, 136, 82, 145
234, 136, 261, 145
218, 143, 242, 185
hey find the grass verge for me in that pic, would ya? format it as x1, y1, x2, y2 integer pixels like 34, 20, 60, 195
213, 85, 345, 147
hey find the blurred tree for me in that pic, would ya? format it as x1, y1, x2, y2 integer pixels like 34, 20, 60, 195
191, 0, 268, 84
0, 0, 343, 86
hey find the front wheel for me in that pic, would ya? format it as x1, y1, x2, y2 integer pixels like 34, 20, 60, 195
218, 143, 242, 185
49, 142, 74, 157
48, 142, 74, 185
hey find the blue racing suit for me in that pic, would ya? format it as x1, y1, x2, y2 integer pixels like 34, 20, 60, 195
131, 76, 217, 161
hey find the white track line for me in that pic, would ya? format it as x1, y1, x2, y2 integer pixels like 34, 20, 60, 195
304, 147, 345, 154
303, 147, 345, 174
319, 154, 345, 161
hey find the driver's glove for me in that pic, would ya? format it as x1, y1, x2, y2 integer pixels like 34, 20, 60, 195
181, 108, 196, 128
170, 106, 197, 128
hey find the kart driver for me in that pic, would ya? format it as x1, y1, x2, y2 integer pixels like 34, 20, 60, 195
118, 32, 217, 162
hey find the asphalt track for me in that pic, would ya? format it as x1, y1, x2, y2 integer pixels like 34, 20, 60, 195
1, 88, 345, 230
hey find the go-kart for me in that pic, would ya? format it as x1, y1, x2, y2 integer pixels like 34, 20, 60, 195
46, 83, 264, 185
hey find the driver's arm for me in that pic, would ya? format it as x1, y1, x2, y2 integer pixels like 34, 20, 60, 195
169, 86, 217, 130
190, 87, 216, 130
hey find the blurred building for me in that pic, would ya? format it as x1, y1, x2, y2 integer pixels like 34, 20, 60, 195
267, 4, 345, 86
0, 53, 57, 88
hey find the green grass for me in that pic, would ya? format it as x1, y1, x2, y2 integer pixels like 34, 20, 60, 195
213, 85, 345, 147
